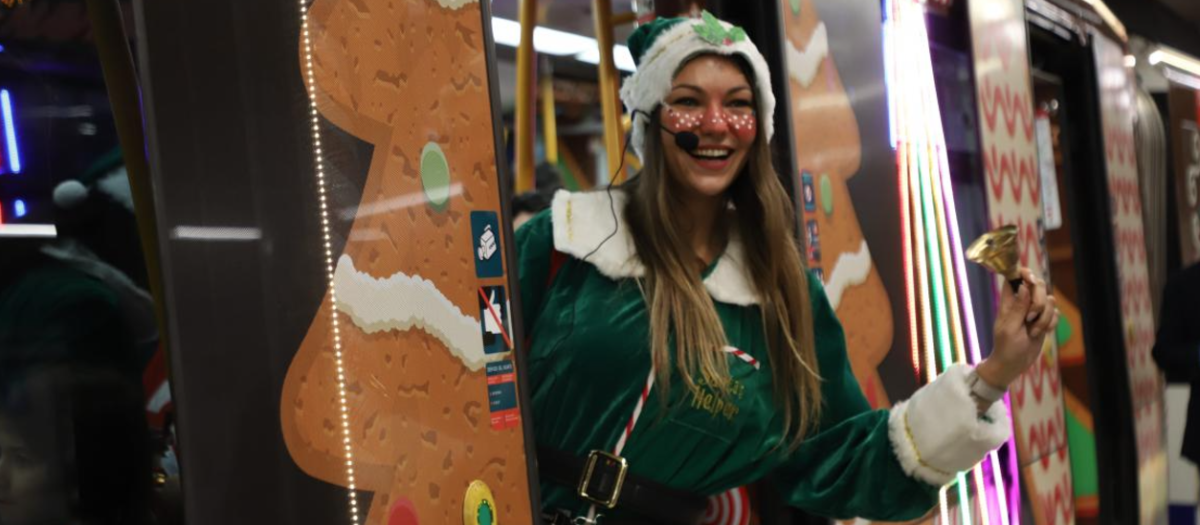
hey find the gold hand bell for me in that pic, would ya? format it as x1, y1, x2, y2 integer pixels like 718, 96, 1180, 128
966, 225, 1022, 293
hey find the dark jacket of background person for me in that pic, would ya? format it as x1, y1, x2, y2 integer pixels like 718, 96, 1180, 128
1152, 262, 1200, 464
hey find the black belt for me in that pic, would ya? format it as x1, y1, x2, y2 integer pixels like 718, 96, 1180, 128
538, 447, 707, 525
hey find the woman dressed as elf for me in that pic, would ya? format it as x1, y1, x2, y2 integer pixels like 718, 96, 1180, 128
516, 12, 1057, 525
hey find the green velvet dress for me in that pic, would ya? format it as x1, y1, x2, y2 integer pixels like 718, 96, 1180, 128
515, 200, 942, 522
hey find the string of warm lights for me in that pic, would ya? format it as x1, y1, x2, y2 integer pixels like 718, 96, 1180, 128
299, 4, 361, 524
883, 0, 1018, 523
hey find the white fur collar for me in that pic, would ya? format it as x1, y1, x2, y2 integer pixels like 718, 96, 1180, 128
549, 190, 760, 306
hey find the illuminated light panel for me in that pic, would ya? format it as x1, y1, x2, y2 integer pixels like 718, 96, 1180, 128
0, 224, 56, 237
1148, 45, 1200, 78
491, 17, 637, 72
883, 0, 1018, 523
884, 0, 921, 382
940, 486, 952, 525
298, 4, 360, 524
1, 89, 21, 174
13, 199, 25, 218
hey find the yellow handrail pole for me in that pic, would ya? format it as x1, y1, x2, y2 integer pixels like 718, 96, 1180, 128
86, 0, 169, 353
592, 0, 625, 183
515, 0, 539, 192
612, 12, 637, 25
540, 56, 559, 166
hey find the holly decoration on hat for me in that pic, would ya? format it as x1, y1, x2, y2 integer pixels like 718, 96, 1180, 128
693, 10, 747, 46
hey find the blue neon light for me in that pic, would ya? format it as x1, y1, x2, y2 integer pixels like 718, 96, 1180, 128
13, 199, 25, 218
1, 90, 21, 174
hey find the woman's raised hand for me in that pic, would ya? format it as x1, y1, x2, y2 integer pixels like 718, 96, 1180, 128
976, 268, 1060, 389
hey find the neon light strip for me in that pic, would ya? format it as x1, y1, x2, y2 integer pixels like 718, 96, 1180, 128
927, 145, 967, 366
900, 142, 921, 380
958, 473, 972, 525
940, 486, 952, 525
886, 2, 1020, 523
920, 23, 1013, 525
884, 6, 898, 150
908, 7, 965, 370
912, 11, 992, 524
897, 3, 937, 385
1, 89, 21, 174
1004, 399, 1021, 525
901, 20, 951, 375
912, 57, 982, 525
974, 463, 993, 525
299, 6, 361, 525
912, 18, 1007, 521
917, 141, 953, 371
884, 0, 922, 381
907, 30, 972, 523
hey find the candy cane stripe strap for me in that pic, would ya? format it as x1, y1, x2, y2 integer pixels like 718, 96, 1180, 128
617, 347, 755, 454
596, 350, 756, 524
614, 369, 656, 456
723, 346, 760, 369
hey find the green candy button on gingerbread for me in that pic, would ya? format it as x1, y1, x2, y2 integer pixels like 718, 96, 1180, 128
421, 142, 452, 211
819, 173, 834, 216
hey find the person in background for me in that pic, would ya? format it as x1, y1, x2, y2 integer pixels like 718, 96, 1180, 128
512, 162, 565, 230
1152, 261, 1200, 464
513, 190, 552, 231
0, 365, 152, 525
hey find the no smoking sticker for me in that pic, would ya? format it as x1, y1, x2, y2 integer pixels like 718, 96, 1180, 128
478, 286, 512, 355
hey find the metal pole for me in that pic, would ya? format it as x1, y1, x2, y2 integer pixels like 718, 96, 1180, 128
592, 0, 625, 182
540, 56, 559, 166
86, 0, 169, 351
515, 0, 539, 192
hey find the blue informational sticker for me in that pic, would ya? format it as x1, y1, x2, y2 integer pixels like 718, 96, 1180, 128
806, 219, 820, 263
801, 171, 816, 212
471, 211, 504, 278
478, 286, 511, 355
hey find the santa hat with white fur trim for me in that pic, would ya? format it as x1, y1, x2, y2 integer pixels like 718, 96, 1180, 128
620, 11, 775, 159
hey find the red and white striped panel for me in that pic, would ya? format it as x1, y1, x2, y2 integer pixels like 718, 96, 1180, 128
701, 486, 751, 525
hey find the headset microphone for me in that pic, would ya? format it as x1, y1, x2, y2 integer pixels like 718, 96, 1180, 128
633, 109, 700, 153
673, 130, 700, 153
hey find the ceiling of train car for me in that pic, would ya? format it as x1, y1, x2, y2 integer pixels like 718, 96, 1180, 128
491, 0, 636, 44
1158, 0, 1200, 27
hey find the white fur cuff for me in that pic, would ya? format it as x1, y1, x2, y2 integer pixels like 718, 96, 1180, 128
887, 364, 1011, 486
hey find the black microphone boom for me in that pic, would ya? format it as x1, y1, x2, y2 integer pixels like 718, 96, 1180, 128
674, 131, 700, 152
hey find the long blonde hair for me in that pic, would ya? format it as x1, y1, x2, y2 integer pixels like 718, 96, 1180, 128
622, 56, 822, 449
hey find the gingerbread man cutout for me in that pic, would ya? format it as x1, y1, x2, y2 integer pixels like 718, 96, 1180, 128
280, 1, 534, 524
783, 0, 895, 408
